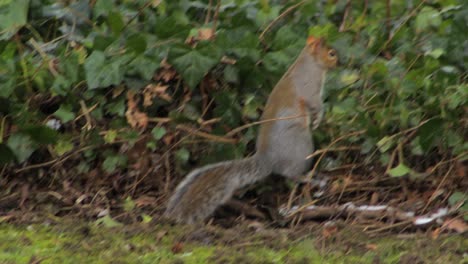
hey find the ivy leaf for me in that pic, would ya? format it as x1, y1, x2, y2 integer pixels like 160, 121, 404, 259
123, 197, 135, 212
388, 163, 411, 177
151, 127, 166, 140
54, 139, 74, 156
414, 7, 442, 33
126, 33, 147, 54
418, 118, 443, 152
21, 125, 58, 144
84, 51, 130, 89
127, 53, 160, 81
107, 11, 124, 36
54, 104, 75, 123
0, 143, 15, 165
0, 0, 29, 40
448, 192, 465, 206
170, 44, 221, 89
102, 153, 127, 173
175, 148, 190, 163
95, 215, 123, 228
7, 134, 37, 163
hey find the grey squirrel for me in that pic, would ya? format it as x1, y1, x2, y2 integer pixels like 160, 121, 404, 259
164, 36, 338, 224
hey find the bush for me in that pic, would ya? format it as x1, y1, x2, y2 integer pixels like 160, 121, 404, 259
0, 0, 466, 179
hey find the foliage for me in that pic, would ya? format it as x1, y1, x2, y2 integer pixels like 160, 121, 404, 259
0, 0, 466, 183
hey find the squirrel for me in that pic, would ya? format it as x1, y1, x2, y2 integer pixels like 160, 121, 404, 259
164, 36, 338, 224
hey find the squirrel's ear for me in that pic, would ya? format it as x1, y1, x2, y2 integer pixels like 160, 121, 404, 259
306, 36, 318, 46
307, 36, 323, 52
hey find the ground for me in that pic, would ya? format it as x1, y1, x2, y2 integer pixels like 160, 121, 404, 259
1, 217, 466, 264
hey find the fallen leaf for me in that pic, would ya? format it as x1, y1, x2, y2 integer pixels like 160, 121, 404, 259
322, 224, 338, 238
365, 244, 378, 251
134, 196, 158, 207
443, 218, 467, 233
171, 242, 184, 254
126, 91, 149, 129
155, 59, 177, 82
431, 227, 441, 239
155, 231, 167, 242
197, 28, 215, 41
143, 83, 172, 107
455, 161, 466, 178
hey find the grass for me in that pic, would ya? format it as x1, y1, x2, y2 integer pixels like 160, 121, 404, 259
0, 220, 466, 264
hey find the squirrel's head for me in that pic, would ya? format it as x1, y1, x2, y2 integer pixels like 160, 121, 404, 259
306, 36, 338, 69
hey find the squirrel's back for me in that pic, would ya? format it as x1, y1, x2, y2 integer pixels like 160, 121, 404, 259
164, 155, 271, 224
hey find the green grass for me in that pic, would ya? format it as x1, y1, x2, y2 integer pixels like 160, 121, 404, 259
0, 221, 465, 264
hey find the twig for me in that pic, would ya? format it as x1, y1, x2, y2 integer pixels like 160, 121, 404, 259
164, 153, 171, 195
204, 0, 213, 25
258, 1, 305, 43
225, 113, 306, 137
211, 0, 221, 35
176, 124, 238, 144
78, 100, 96, 130
339, 0, 351, 32
380, 0, 426, 51
305, 146, 360, 159
385, 0, 391, 40
421, 164, 454, 213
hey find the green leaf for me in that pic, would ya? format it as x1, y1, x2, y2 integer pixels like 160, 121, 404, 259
170, 45, 221, 89
0, 0, 29, 40
414, 7, 442, 33
376, 136, 395, 153
54, 104, 75, 123
141, 214, 152, 224
21, 125, 58, 144
223, 65, 239, 83
127, 54, 160, 81
102, 153, 127, 173
388, 163, 411, 177
418, 118, 443, 152
54, 139, 74, 156
123, 197, 135, 212
151, 127, 166, 140
107, 11, 124, 36
7, 133, 37, 163
84, 51, 128, 89
448, 192, 465, 206
104, 130, 118, 143
0, 143, 15, 165
126, 33, 147, 54
95, 215, 123, 228
175, 148, 190, 163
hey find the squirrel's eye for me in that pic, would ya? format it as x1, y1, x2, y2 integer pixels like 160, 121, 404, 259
328, 49, 336, 58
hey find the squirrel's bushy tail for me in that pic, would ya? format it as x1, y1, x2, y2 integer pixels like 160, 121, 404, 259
164, 155, 271, 224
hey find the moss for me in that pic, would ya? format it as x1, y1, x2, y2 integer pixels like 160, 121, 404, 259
0, 222, 465, 264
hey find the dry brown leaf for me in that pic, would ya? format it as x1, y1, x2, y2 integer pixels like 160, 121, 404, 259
443, 218, 468, 233
455, 161, 466, 178
197, 28, 215, 40
365, 244, 378, 251
171, 242, 184, 254
126, 91, 149, 129
134, 196, 158, 208
155, 59, 177, 82
322, 225, 338, 238
220, 55, 237, 65
143, 83, 172, 107
431, 227, 441, 239
162, 133, 175, 146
